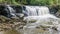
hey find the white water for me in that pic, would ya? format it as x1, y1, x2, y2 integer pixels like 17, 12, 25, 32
7, 5, 24, 18
23, 6, 50, 16
6, 5, 16, 17
23, 6, 60, 34
5, 5, 60, 34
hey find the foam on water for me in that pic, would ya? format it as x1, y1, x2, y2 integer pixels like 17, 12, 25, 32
23, 6, 60, 34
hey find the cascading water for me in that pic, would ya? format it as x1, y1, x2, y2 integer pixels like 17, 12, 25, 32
23, 6, 50, 16
23, 6, 60, 34
38, 6, 50, 15
23, 6, 37, 16
6, 5, 16, 17
6, 5, 24, 18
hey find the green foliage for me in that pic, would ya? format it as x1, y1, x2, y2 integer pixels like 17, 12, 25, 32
58, 0, 60, 4
11, 0, 20, 5
0, 0, 2, 2
29, 0, 59, 6
0, 0, 59, 6
20, 0, 27, 4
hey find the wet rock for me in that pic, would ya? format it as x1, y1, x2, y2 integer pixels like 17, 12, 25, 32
0, 29, 21, 34
0, 15, 11, 23
49, 5, 59, 14
52, 27, 58, 31
0, 15, 26, 32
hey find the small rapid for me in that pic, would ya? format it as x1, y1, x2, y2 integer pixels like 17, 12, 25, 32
23, 6, 60, 34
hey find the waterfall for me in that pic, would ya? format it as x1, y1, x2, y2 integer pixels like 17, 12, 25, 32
38, 6, 50, 15
23, 6, 60, 34
23, 6, 50, 16
23, 6, 37, 16
6, 5, 16, 17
